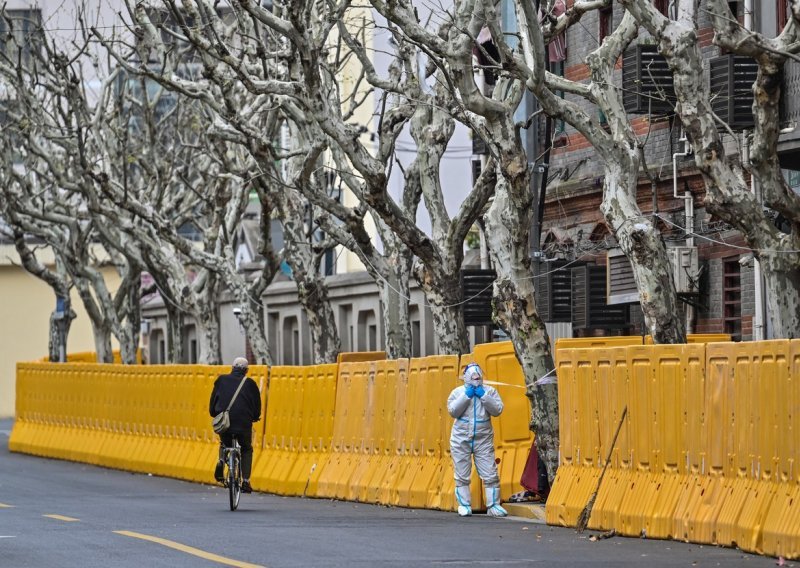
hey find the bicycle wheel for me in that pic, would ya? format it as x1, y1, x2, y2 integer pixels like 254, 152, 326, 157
228, 448, 241, 511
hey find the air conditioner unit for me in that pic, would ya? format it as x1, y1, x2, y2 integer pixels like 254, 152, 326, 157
709, 55, 758, 130
667, 246, 699, 294
606, 249, 639, 305
622, 44, 675, 115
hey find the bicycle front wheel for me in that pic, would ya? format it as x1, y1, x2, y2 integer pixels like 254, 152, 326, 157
228, 451, 241, 511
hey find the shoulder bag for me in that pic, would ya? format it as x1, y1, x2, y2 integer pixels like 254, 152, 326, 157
212, 376, 248, 434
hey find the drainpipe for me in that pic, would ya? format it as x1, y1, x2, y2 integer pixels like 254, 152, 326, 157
744, 0, 765, 340
673, 134, 694, 335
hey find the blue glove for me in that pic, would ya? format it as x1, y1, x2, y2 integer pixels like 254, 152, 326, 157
465, 385, 476, 398
474, 385, 486, 398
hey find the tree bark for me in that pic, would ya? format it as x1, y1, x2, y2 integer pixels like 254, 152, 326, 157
601, 163, 686, 342
164, 302, 186, 364
485, 149, 560, 483
378, 255, 413, 358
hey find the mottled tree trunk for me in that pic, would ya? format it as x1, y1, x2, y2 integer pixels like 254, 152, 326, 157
196, 308, 221, 365
414, 264, 470, 355
240, 294, 274, 365
296, 270, 341, 363
760, 253, 800, 339
164, 303, 185, 364
485, 155, 559, 483
93, 325, 114, 364
48, 301, 76, 363
118, 277, 141, 364
379, 267, 413, 359
601, 163, 686, 343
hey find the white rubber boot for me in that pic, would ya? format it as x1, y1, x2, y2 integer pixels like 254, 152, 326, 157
485, 487, 508, 517
455, 486, 472, 517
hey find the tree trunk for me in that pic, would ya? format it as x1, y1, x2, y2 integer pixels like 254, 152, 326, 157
485, 164, 560, 484
48, 300, 76, 363
243, 299, 271, 365
379, 271, 412, 359
414, 264, 470, 355
93, 324, 114, 364
296, 271, 340, 363
118, 278, 140, 364
761, 254, 800, 339
164, 303, 185, 364
48, 311, 62, 362
196, 307, 221, 365
601, 163, 686, 343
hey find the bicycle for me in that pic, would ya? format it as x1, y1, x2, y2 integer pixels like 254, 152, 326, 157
222, 437, 243, 511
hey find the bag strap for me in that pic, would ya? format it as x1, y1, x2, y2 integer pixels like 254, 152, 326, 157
225, 376, 248, 412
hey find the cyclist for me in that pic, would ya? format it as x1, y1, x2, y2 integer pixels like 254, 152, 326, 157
209, 357, 261, 493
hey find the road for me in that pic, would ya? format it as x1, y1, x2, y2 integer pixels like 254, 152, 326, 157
0, 420, 785, 567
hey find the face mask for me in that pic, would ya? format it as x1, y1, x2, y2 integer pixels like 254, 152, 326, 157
463, 365, 483, 387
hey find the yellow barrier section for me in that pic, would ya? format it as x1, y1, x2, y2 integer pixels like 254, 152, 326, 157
547, 340, 800, 560
371, 358, 411, 505
9, 363, 266, 485
555, 336, 643, 350
284, 364, 337, 496
397, 355, 459, 509
40, 350, 143, 363
314, 360, 370, 499
644, 334, 732, 344
251, 365, 302, 492
336, 351, 386, 363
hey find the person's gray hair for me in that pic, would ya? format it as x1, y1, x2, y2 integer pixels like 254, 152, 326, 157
232, 357, 249, 371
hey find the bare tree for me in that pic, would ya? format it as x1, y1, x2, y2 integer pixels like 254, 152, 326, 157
514, 3, 685, 343
0, 10, 241, 363
364, 0, 562, 480
618, 0, 800, 338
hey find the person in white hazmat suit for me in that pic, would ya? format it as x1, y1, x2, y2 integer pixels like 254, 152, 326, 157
447, 363, 508, 517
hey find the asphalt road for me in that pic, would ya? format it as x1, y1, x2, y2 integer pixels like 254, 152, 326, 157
0, 419, 787, 567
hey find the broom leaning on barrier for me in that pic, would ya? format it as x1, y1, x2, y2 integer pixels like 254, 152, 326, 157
576, 406, 628, 533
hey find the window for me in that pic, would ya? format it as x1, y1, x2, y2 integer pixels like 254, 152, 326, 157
357, 310, 376, 351
653, 0, 669, 16
723, 258, 742, 341
338, 305, 352, 351
282, 316, 299, 364
778, 0, 790, 29
599, 6, 613, 43
0, 9, 42, 68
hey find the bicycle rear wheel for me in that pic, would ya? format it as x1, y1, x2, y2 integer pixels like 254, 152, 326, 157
228, 449, 241, 511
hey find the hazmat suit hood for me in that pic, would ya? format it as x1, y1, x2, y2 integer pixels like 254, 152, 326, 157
462, 363, 484, 387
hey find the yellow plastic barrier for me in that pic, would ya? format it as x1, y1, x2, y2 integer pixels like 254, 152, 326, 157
251, 365, 300, 492
283, 364, 337, 496
347, 359, 397, 503
396, 355, 458, 509
314, 361, 368, 499
643, 334, 732, 345
371, 358, 410, 505
547, 339, 800, 560
336, 351, 386, 363
13, 338, 800, 559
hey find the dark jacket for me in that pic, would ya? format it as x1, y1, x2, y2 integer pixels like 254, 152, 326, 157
209, 368, 261, 433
